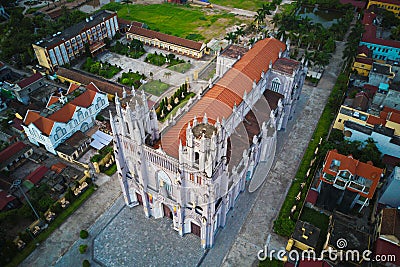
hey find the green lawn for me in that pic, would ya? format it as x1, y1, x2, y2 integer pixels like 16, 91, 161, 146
167, 62, 191, 73
102, 3, 250, 41
299, 207, 329, 252
104, 164, 117, 176
210, 0, 269, 11
138, 80, 170, 96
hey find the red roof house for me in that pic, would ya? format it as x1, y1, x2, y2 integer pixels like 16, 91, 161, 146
26, 165, 49, 185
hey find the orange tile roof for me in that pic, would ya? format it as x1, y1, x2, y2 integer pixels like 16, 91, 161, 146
367, 115, 386, 126
70, 89, 97, 108
48, 103, 77, 123
321, 150, 383, 198
161, 38, 286, 158
128, 26, 204, 51
46, 96, 59, 108
382, 106, 400, 124
67, 83, 80, 94
23, 83, 102, 135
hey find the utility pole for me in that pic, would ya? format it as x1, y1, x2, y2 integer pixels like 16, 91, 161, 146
11, 179, 40, 220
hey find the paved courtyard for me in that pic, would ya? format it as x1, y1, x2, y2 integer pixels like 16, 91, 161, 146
93, 204, 204, 267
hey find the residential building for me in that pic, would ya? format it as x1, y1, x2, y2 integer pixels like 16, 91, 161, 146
32, 10, 119, 71
287, 221, 320, 251
359, 11, 400, 61
352, 45, 373, 76
11, 73, 45, 104
352, 57, 374, 76
379, 166, 400, 208
367, 0, 400, 16
126, 26, 207, 59
111, 38, 307, 248
372, 89, 400, 110
333, 105, 400, 136
344, 118, 400, 159
325, 214, 371, 265
22, 82, 108, 154
0, 142, 33, 171
374, 208, 400, 266
56, 130, 91, 164
0, 190, 18, 211
25, 165, 50, 186
317, 150, 383, 211
368, 62, 395, 90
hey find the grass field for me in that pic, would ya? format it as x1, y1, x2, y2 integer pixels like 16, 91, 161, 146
167, 62, 191, 73
102, 3, 250, 41
139, 80, 170, 96
210, 0, 269, 11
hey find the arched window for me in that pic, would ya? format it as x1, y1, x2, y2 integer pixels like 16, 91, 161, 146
54, 127, 64, 141
157, 171, 172, 194
77, 110, 84, 122
271, 77, 281, 92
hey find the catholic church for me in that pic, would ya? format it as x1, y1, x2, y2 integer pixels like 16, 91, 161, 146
110, 37, 307, 248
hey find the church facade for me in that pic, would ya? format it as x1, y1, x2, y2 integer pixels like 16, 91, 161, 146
110, 37, 307, 248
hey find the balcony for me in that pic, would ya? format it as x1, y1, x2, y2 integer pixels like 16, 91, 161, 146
323, 172, 335, 182
333, 179, 346, 190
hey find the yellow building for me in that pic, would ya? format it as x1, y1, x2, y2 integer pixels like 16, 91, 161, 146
288, 221, 321, 251
126, 26, 207, 59
32, 10, 118, 71
367, 0, 400, 16
334, 105, 400, 136
352, 57, 373, 76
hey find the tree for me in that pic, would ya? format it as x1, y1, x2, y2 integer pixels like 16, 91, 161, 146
79, 244, 88, 254
80, 230, 89, 239
122, 0, 133, 15
82, 260, 91, 267
224, 32, 237, 43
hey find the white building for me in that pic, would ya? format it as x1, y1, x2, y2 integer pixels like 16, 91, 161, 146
22, 82, 108, 154
111, 38, 307, 248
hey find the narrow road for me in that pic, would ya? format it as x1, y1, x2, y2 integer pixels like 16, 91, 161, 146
220, 40, 346, 266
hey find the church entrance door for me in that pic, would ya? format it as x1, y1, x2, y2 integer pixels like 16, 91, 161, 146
163, 204, 173, 219
136, 193, 143, 205
191, 222, 201, 237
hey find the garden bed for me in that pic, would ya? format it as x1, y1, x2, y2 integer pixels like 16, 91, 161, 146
110, 40, 145, 59
81, 58, 121, 79
117, 71, 147, 88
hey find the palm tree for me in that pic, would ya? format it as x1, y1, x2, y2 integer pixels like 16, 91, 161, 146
254, 9, 265, 31
234, 27, 245, 42
224, 32, 237, 43
122, 0, 133, 15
